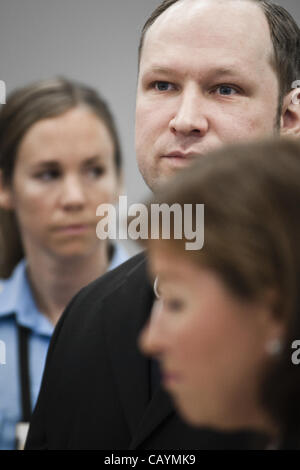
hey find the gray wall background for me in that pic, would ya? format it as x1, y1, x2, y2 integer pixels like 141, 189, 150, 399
0, 0, 299, 252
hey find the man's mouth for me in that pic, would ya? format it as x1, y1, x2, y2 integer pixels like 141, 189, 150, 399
162, 151, 199, 160
161, 151, 201, 167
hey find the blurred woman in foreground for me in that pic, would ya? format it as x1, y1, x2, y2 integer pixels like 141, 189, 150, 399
0, 77, 128, 449
140, 138, 300, 449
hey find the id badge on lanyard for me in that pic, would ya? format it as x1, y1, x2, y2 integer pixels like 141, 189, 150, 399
15, 422, 30, 450
15, 324, 31, 450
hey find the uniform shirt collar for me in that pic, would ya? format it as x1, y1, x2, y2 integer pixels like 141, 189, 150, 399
0, 259, 54, 336
108, 242, 129, 272
0, 243, 128, 336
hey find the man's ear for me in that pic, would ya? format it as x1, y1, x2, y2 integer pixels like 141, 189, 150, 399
280, 88, 300, 138
0, 170, 14, 210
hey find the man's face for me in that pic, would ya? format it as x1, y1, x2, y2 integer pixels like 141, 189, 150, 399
136, 0, 280, 191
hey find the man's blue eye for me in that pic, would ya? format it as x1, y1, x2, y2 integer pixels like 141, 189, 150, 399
218, 85, 237, 95
155, 81, 172, 91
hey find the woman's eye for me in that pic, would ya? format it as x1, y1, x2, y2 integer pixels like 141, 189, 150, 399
154, 81, 174, 92
35, 170, 59, 181
216, 85, 238, 96
87, 166, 105, 178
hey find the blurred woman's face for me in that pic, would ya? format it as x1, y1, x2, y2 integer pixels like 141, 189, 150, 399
140, 248, 281, 431
4, 106, 120, 259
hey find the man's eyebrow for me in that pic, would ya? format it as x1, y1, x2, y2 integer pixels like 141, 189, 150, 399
142, 65, 248, 79
208, 67, 245, 77
142, 66, 176, 76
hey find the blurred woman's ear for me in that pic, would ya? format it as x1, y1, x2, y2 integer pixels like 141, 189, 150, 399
0, 170, 14, 210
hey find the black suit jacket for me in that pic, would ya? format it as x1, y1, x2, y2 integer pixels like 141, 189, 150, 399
25, 253, 264, 450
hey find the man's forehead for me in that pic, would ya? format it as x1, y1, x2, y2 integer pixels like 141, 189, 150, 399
141, 0, 274, 68
147, 0, 267, 28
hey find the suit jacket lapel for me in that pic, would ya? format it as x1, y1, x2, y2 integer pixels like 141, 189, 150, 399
103, 256, 152, 435
103, 255, 174, 446
129, 386, 173, 449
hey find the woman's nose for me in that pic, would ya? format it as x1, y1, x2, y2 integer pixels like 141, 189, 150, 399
60, 175, 86, 210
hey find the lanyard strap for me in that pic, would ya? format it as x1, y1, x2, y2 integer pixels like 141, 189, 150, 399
17, 324, 32, 422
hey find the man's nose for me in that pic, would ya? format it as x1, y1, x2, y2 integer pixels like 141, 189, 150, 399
139, 300, 166, 357
60, 175, 86, 210
169, 85, 209, 137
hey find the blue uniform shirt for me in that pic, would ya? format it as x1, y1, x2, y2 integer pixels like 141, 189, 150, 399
0, 243, 129, 449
